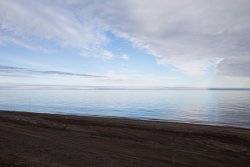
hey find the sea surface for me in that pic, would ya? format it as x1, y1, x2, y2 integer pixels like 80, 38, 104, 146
0, 89, 250, 128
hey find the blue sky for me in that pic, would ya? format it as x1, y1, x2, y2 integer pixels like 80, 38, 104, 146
0, 0, 250, 88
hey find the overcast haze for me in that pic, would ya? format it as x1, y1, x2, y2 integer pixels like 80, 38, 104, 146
0, 0, 250, 88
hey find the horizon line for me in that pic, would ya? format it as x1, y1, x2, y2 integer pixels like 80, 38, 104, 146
0, 84, 249, 90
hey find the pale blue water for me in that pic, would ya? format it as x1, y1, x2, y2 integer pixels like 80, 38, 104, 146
0, 89, 250, 128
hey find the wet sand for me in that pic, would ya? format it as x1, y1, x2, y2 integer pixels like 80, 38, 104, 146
0, 110, 249, 167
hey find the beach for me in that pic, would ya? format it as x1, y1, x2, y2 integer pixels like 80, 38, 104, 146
0, 110, 249, 167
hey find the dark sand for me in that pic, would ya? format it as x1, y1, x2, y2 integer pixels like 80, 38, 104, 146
0, 111, 249, 167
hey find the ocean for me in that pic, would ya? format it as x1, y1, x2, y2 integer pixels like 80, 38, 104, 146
0, 89, 249, 128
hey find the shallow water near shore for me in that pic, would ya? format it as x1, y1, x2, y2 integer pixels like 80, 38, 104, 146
0, 89, 250, 128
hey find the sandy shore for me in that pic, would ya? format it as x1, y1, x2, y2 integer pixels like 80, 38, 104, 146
0, 110, 249, 167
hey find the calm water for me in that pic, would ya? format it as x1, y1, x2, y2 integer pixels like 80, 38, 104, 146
0, 89, 250, 128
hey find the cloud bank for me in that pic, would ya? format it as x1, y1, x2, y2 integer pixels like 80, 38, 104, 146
0, 65, 106, 78
0, 0, 250, 76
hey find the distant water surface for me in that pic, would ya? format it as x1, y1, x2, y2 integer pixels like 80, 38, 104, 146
0, 89, 250, 128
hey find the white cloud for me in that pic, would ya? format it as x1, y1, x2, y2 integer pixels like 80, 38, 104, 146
80, 49, 114, 60
0, 0, 109, 56
0, 34, 46, 51
1, 0, 250, 76
217, 56, 250, 77
121, 54, 129, 61
81, 0, 250, 76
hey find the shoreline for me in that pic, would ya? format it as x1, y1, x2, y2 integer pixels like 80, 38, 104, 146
1, 110, 248, 129
0, 110, 250, 167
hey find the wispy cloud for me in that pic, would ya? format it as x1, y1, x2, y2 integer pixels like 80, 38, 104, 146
0, 65, 106, 78
0, 0, 250, 76
121, 54, 129, 61
91, 0, 250, 76
0, 0, 111, 59
0, 65, 165, 87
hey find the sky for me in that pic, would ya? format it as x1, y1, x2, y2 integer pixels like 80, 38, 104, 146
0, 0, 250, 88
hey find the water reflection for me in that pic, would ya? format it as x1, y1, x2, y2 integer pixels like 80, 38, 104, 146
0, 90, 249, 128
